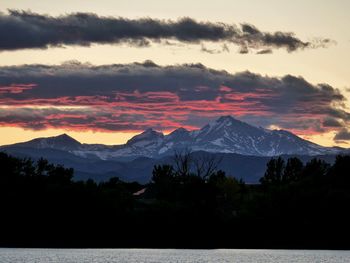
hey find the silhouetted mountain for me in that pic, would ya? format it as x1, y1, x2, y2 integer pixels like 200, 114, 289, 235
6, 133, 82, 151
1, 115, 347, 183
126, 128, 164, 146
189, 116, 330, 156
1, 116, 345, 162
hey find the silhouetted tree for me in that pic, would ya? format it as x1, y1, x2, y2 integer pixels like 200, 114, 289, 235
302, 158, 329, 181
152, 164, 174, 184
173, 149, 192, 177
151, 164, 176, 199
328, 155, 350, 186
193, 153, 222, 180
282, 157, 303, 183
47, 164, 74, 184
260, 157, 285, 186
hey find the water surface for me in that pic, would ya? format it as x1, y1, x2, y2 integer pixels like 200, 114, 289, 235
1, 248, 350, 262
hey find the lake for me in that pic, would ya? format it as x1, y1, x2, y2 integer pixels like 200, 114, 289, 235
0, 248, 350, 262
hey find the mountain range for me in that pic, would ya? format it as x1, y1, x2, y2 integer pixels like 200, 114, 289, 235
1, 116, 347, 183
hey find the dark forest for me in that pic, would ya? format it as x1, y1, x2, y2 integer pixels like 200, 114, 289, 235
1, 151, 350, 249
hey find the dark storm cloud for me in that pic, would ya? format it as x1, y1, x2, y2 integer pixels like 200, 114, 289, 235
334, 129, 350, 141
0, 61, 344, 103
0, 61, 348, 134
323, 118, 343, 127
0, 10, 333, 53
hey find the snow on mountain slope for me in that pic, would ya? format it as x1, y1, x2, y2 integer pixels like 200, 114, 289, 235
1, 116, 344, 160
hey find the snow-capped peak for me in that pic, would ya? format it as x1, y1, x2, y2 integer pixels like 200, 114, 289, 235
170, 127, 189, 134
3, 116, 345, 160
216, 115, 238, 123
126, 128, 164, 146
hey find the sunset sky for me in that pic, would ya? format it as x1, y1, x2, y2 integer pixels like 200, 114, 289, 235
0, 0, 349, 147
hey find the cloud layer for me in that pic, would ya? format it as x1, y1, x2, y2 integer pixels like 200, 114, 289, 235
0, 10, 333, 53
334, 129, 350, 142
0, 61, 349, 143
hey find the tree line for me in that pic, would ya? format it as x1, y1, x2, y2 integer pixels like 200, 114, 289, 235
0, 151, 349, 248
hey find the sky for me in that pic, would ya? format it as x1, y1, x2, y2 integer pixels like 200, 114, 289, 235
0, 0, 349, 146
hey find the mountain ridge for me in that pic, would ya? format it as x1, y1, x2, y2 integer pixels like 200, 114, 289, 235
1, 115, 346, 160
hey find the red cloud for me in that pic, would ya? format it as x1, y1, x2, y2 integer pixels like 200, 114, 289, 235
0, 63, 348, 141
0, 88, 294, 134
